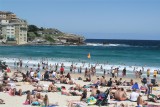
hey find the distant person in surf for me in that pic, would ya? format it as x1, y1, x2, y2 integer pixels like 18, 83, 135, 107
20, 60, 22, 68
122, 67, 126, 77
84, 68, 87, 77
100, 65, 103, 71
103, 69, 106, 76
14, 61, 16, 69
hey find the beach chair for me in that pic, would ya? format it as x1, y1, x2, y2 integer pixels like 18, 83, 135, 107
96, 88, 110, 106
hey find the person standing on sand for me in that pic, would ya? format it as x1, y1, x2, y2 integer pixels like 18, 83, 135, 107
111, 68, 115, 78
147, 69, 150, 77
139, 70, 142, 78
80, 66, 82, 73
60, 66, 64, 75
70, 65, 73, 73
116, 68, 119, 77
153, 70, 157, 79
84, 68, 87, 77
110, 66, 113, 76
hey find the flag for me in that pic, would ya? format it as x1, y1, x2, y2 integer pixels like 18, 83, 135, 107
87, 53, 91, 59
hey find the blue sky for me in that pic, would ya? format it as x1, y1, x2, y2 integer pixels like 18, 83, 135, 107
0, 0, 160, 40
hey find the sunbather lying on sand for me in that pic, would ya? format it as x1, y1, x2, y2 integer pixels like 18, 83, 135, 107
67, 90, 87, 107
33, 86, 43, 92
148, 93, 160, 103
9, 88, 22, 96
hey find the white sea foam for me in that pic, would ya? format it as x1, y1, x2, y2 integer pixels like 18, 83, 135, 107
1, 57, 159, 73
86, 43, 130, 47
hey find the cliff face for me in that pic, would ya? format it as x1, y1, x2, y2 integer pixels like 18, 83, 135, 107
28, 26, 85, 45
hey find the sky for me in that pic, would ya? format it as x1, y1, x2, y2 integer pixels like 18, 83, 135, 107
0, 0, 160, 40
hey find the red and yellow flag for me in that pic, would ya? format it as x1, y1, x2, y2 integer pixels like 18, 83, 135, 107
87, 53, 91, 59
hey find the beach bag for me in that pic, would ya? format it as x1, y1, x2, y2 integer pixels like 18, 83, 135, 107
87, 96, 97, 105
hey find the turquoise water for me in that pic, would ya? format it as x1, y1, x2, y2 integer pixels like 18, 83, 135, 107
0, 39, 159, 79
0, 44, 160, 68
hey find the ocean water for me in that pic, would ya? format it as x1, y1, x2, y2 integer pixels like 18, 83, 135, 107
0, 39, 160, 74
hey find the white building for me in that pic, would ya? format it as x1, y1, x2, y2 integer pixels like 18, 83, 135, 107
0, 19, 27, 44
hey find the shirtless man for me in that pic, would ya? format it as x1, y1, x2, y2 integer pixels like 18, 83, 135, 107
114, 88, 120, 100
118, 88, 128, 101
137, 94, 148, 107
100, 76, 107, 86
90, 86, 98, 97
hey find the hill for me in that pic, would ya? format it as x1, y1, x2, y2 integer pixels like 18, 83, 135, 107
27, 25, 85, 45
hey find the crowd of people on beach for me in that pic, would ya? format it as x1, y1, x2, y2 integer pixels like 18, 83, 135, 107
0, 59, 160, 107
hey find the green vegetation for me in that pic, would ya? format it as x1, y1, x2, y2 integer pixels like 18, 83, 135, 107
27, 24, 63, 42
27, 32, 36, 41
27, 24, 84, 44
44, 35, 55, 42
28, 25, 39, 32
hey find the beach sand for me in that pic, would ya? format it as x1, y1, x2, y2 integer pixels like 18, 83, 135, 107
0, 70, 160, 107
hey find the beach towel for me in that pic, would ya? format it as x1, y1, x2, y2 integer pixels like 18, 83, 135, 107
87, 96, 97, 105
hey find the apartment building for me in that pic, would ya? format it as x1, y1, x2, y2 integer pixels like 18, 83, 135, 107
0, 11, 17, 20
0, 11, 27, 45
13, 19, 27, 44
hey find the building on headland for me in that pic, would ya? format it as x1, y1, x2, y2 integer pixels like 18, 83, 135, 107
0, 11, 17, 20
0, 11, 27, 45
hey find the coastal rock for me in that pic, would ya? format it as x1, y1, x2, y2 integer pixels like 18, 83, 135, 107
28, 27, 85, 45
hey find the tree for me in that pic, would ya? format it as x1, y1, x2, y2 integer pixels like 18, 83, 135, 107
27, 32, 36, 41
28, 25, 39, 32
